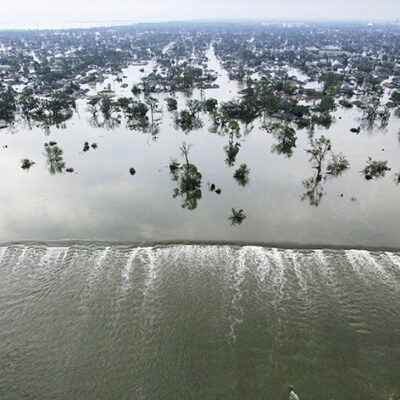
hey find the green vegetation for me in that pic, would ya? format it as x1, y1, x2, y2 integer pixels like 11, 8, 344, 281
166, 97, 178, 111
223, 120, 242, 166
229, 208, 246, 226
44, 142, 66, 174
170, 143, 202, 210
390, 91, 400, 103
203, 98, 218, 113
339, 99, 353, 108
234, 164, 250, 187
1, 20, 399, 219
21, 159, 35, 171
175, 109, 203, 131
326, 153, 350, 177
0, 86, 16, 124
362, 158, 391, 180
363, 105, 379, 128
131, 85, 141, 95
302, 135, 350, 206
271, 125, 297, 158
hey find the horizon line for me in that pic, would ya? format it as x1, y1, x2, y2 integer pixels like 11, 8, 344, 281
0, 18, 399, 32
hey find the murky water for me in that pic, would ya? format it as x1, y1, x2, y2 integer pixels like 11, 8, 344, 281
0, 46, 399, 247
0, 244, 399, 399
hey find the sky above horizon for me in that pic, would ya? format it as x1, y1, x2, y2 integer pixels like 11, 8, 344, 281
1, 0, 399, 24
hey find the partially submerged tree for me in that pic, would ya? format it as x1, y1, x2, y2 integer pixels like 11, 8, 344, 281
271, 125, 297, 158
186, 99, 203, 117
166, 97, 178, 112
21, 158, 35, 171
175, 109, 203, 131
326, 153, 350, 177
305, 135, 332, 179
170, 142, 202, 210
302, 135, 349, 206
44, 142, 66, 174
362, 158, 391, 180
395, 172, 400, 185
225, 141, 241, 166
131, 84, 141, 95
203, 98, 218, 113
363, 105, 379, 128
233, 163, 250, 187
0, 85, 17, 124
229, 208, 246, 226
145, 96, 161, 125
379, 107, 390, 128
223, 120, 242, 166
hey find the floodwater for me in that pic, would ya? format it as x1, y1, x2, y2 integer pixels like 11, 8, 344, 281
0, 244, 399, 399
0, 46, 399, 248
1, 39, 400, 400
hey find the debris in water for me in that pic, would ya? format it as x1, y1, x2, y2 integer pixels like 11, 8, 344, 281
289, 386, 300, 400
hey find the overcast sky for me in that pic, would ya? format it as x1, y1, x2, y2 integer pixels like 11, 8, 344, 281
1, 0, 399, 24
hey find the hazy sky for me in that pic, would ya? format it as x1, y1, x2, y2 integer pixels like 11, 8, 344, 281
1, 0, 399, 23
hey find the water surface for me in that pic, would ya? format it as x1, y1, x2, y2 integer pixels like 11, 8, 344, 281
0, 244, 399, 399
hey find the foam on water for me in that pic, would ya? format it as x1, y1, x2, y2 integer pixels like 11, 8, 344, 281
0, 246, 7, 264
228, 247, 249, 343
38, 247, 65, 267
253, 247, 273, 284
345, 250, 368, 282
140, 247, 158, 299
121, 247, 141, 284
11, 246, 28, 272
346, 249, 397, 290
314, 249, 327, 266
89, 246, 111, 281
95, 246, 111, 268
287, 249, 307, 292
268, 248, 287, 299
385, 252, 400, 270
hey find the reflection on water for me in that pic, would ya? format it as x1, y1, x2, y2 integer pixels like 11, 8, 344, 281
44, 142, 66, 175
0, 46, 399, 246
302, 135, 350, 206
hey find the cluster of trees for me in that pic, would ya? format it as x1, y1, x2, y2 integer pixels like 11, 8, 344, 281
302, 135, 350, 206
169, 143, 202, 210
0, 86, 76, 130
88, 95, 161, 134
